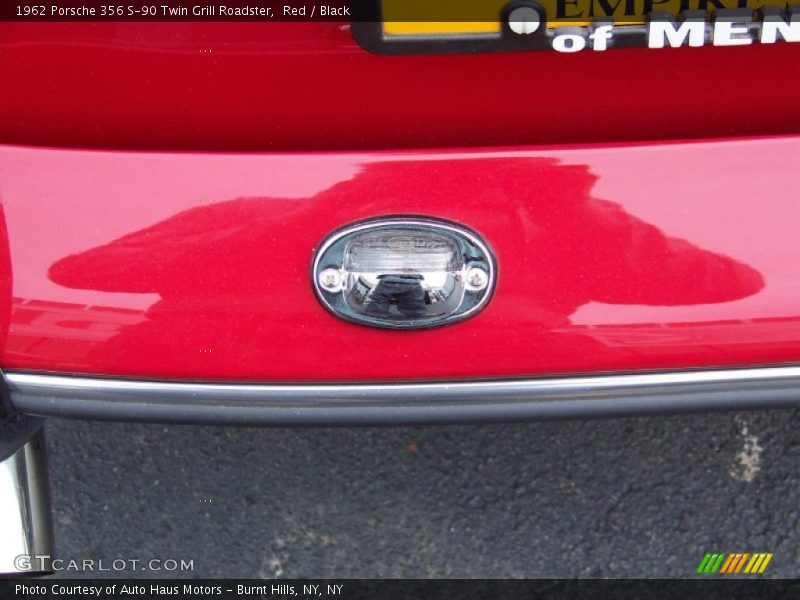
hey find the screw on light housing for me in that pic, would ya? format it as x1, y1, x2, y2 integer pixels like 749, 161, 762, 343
318, 268, 344, 292
465, 267, 490, 291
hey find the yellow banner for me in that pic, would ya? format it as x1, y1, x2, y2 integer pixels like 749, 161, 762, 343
382, 0, 789, 34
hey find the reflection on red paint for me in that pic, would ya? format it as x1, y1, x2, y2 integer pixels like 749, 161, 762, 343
1, 141, 799, 381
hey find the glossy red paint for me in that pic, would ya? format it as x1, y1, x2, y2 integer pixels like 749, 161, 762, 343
0, 22, 799, 151
1, 138, 799, 381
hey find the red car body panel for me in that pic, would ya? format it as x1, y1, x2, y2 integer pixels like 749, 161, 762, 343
0, 23, 799, 152
1, 23, 799, 385
1, 138, 799, 382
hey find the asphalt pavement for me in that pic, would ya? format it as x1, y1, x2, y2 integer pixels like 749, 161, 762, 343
44, 408, 800, 578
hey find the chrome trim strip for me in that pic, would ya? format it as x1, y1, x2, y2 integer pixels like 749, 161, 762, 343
5, 366, 800, 425
0, 427, 53, 575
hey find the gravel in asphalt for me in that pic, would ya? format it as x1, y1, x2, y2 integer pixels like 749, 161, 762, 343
44, 409, 800, 578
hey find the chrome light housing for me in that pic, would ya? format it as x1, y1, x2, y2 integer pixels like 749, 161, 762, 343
312, 217, 496, 329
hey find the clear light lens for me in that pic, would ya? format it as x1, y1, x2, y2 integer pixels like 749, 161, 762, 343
344, 230, 461, 273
